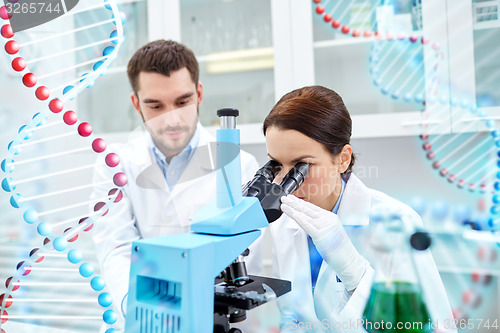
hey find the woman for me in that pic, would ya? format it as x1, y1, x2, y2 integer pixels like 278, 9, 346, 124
264, 86, 454, 332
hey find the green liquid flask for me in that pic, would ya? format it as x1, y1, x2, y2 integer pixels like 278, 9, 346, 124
362, 215, 432, 333
363, 281, 431, 332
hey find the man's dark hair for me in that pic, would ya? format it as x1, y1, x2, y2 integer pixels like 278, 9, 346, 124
127, 40, 199, 94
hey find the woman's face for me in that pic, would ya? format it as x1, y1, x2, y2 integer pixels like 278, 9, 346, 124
265, 127, 351, 211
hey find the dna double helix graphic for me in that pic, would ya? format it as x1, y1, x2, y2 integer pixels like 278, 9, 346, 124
409, 197, 499, 323
313, 0, 500, 231
312, 0, 500, 323
0, 1, 127, 332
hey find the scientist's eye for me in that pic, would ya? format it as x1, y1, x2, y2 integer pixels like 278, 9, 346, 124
269, 159, 282, 167
148, 104, 161, 110
177, 98, 191, 107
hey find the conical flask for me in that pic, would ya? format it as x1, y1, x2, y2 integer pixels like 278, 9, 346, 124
362, 214, 432, 333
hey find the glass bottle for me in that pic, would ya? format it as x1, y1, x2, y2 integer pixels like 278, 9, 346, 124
362, 214, 432, 333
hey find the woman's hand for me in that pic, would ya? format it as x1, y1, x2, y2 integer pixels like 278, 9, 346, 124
281, 194, 368, 291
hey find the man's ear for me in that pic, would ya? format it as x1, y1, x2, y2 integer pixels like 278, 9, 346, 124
338, 144, 352, 173
130, 92, 141, 116
197, 81, 204, 108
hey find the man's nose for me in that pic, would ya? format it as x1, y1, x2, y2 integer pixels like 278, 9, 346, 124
164, 106, 182, 124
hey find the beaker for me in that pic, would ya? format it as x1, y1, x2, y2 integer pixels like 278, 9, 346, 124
362, 214, 432, 333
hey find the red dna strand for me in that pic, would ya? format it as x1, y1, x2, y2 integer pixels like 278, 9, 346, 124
313, 0, 443, 102
0, 1, 127, 332
313, 0, 376, 37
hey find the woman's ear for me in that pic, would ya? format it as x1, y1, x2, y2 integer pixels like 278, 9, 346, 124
338, 144, 352, 173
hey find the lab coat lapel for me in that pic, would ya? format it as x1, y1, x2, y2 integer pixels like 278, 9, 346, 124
313, 263, 344, 320
135, 158, 168, 190
127, 128, 169, 191
275, 215, 338, 322
337, 174, 371, 226
289, 226, 318, 321
272, 216, 318, 322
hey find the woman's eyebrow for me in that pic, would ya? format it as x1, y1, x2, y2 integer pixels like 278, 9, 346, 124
267, 153, 314, 163
291, 155, 314, 163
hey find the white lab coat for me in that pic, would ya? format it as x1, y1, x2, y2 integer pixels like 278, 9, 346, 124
91, 124, 260, 330
270, 174, 455, 333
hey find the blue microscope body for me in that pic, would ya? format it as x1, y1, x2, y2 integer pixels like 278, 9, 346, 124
125, 109, 273, 332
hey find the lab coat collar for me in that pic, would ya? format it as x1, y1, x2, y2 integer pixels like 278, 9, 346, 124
337, 174, 371, 226
282, 173, 371, 231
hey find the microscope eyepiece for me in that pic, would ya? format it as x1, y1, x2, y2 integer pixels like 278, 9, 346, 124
279, 162, 310, 195
243, 160, 280, 198
256, 160, 280, 182
244, 161, 309, 223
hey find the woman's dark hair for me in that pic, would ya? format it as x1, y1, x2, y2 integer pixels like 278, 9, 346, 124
263, 85, 355, 174
127, 39, 199, 94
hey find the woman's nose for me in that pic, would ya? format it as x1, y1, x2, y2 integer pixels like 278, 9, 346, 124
274, 166, 292, 185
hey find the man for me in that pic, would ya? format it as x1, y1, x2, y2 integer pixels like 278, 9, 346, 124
91, 40, 259, 329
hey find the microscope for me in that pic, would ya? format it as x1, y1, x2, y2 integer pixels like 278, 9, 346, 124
124, 108, 309, 333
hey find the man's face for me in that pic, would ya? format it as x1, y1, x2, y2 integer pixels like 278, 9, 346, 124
131, 68, 203, 160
